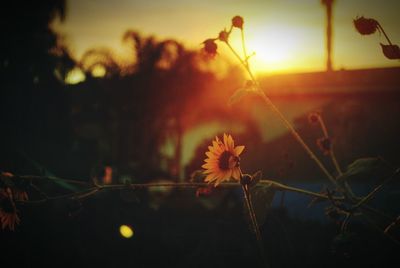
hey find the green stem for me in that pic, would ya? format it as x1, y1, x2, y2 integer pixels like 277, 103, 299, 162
225, 42, 257, 82
354, 168, 400, 210
317, 117, 356, 199
224, 37, 341, 191
240, 28, 248, 66
19, 177, 345, 204
258, 93, 339, 189
19, 175, 92, 185
242, 184, 269, 267
378, 23, 394, 46
317, 117, 343, 175
361, 213, 400, 246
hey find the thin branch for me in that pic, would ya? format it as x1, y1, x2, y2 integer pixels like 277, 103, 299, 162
354, 168, 400, 210
19, 175, 92, 186
340, 212, 352, 233
240, 28, 248, 66
223, 25, 346, 194
258, 93, 340, 189
384, 216, 400, 234
13, 176, 347, 205
361, 213, 400, 246
242, 184, 268, 267
316, 116, 357, 199
377, 23, 394, 46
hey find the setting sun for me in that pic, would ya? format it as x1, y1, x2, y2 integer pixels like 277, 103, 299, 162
239, 24, 323, 74
247, 26, 295, 74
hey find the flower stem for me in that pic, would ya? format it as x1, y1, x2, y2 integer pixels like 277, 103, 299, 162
225, 42, 257, 82
18, 175, 345, 204
258, 92, 339, 188
354, 168, 400, 210
240, 28, 248, 66
317, 117, 343, 176
242, 184, 269, 267
224, 34, 342, 192
316, 116, 357, 199
377, 23, 394, 46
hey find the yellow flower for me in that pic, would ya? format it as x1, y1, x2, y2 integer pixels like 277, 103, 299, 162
0, 188, 20, 231
202, 134, 245, 186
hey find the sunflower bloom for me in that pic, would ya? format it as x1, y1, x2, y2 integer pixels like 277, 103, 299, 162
202, 134, 244, 186
0, 188, 20, 231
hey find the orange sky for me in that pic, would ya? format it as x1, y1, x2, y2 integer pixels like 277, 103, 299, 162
54, 0, 400, 75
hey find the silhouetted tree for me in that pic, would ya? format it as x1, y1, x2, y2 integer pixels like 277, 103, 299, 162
0, 1, 76, 174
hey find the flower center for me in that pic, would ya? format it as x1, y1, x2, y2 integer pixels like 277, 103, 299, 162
218, 151, 240, 170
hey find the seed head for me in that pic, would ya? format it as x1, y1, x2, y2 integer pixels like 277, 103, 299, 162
232, 16, 244, 29
317, 137, 332, 155
218, 30, 229, 42
308, 112, 320, 124
202, 39, 218, 57
353, 16, 379, 35
380, 43, 400, 60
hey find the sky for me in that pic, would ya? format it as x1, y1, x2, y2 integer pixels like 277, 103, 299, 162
54, 0, 400, 74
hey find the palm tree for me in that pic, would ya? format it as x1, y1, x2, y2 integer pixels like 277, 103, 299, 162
321, 0, 334, 72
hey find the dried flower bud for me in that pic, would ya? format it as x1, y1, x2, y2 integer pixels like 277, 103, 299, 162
196, 186, 213, 197
353, 16, 379, 35
232, 16, 244, 29
380, 43, 400, 60
325, 206, 340, 221
308, 112, 320, 124
317, 137, 332, 155
1, 172, 14, 179
240, 174, 252, 186
218, 30, 229, 42
202, 39, 218, 57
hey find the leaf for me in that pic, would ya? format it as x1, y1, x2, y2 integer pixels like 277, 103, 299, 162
228, 80, 257, 106
19, 150, 78, 191
228, 88, 249, 106
249, 170, 262, 188
380, 43, 400, 60
337, 157, 393, 184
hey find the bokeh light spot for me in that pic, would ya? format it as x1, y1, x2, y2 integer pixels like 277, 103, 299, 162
119, 225, 134, 238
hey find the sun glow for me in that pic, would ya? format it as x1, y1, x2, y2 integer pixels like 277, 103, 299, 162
247, 25, 299, 74
228, 24, 317, 75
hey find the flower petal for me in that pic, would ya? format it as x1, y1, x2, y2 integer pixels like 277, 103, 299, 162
232, 168, 241, 180
227, 134, 234, 149
223, 133, 228, 147
205, 173, 217, 182
234, 145, 245, 155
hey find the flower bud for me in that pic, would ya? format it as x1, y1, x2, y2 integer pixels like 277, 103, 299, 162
232, 16, 244, 29
202, 39, 218, 56
380, 43, 400, 60
353, 16, 379, 35
240, 174, 252, 186
308, 112, 320, 124
317, 137, 332, 155
218, 30, 229, 42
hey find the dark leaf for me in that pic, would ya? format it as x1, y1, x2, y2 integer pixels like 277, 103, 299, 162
337, 157, 393, 184
249, 170, 262, 188
380, 43, 400, 60
353, 16, 379, 35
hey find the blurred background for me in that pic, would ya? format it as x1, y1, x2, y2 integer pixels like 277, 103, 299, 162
1, 0, 399, 267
